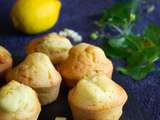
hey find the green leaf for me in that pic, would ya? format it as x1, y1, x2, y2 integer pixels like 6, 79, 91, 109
94, 1, 160, 80
108, 37, 126, 48
117, 46, 159, 80
101, 38, 131, 58
125, 34, 143, 50
144, 24, 160, 44
98, 0, 140, 28
127, 51, 147, 67
98, 2, 132, 26
118, 63, 156, 80
143, 47, 160, 63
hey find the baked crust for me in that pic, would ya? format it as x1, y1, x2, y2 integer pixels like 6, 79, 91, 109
68, 73, 128, 120
6, 52, 62, 105
0, 80, 41, 120
26, 33, 72, 64
0, 46, 12, 80
58, 43, 113, 88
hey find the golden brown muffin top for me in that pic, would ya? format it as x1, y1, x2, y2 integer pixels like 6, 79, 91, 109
0, 46, 12, 75
68, 73, 128, 110
27, 33, 72, 53
0, 80, 40, 113
58, 43, 113, 87
6, 52, 61, 88
26, 33, 73, 64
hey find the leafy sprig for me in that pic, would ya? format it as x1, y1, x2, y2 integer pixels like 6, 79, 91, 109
92, 0, 160, 80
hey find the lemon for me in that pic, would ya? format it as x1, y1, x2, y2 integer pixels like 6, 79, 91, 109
11, 0, 61, 34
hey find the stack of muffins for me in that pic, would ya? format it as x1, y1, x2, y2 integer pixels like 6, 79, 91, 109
0, 32, 128, 120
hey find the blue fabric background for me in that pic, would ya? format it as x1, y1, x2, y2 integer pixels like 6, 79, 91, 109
0, 0, 160, 120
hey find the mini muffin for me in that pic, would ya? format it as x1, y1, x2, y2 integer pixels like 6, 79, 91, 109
26, 33, 73, 64
6, 52, 62, 105
0, 80, 41, 120
68, 73, 128, 120
0, 46, 12, 79
58, 43, 113, 88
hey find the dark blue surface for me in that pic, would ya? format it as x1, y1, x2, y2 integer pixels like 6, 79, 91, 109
0, 0, 160, 120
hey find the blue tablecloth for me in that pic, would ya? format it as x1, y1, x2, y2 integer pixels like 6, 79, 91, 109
0, 0, 160, 120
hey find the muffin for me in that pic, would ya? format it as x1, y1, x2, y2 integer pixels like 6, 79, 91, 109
0, 80, 41, 120
6, 52, 62, 105
0, 46, 12, 79
26, 33, 73, 64
58, 43, 113, 88
68, 73, 128, 120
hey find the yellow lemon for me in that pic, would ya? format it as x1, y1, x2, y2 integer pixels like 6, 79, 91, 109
11, 0, 61, 34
